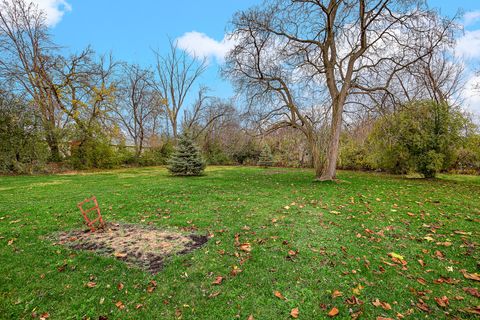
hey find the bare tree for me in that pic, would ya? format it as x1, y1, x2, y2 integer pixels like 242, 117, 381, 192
226, 0, 456, 180
0, 0, 61, 160
182, 87, 230, 139
112, 63, 164, 158
153, 41, 207, 139
51, 48, 118, 153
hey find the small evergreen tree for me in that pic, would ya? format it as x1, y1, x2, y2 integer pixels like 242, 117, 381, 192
257, 144, 274, 167
167, 132, 206, 176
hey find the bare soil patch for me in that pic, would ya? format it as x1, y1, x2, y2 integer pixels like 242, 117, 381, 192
54, 222, 208, 274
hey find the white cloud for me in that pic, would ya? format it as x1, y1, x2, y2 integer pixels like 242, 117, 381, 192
462, 73, 480, 115
464, 10, 480, 26
176, 31, 235, 63
31, 0, 71, 27
456, 29, 480, 60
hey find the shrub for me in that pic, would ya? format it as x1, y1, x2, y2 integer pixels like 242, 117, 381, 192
0, 95, 49, 174
69, 135, 118, 169
257, 144, 274, 167
369, 101, 465, 178
167, 132, 206, 176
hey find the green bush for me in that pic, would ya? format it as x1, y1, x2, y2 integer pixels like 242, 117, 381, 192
138, 142, 174, 166
369, 101, 466, 178
257, 144, 274, 167
339, 136, 373, 171
203, 141, 232, 165
69, 135, 118, 169
0, 96, 49, 174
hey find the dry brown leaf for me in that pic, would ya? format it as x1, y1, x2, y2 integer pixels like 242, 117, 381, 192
462, 271, 480, 281
274, 290, 286, 300
117, 282, 124, 291
135, 304, 144, 309
372, 298, 392, 310
463, 287, 480, 298
115, 301, 125, 310
328, 307, 339, 317
147, 280, 157, 292
332, 290, 343, 298
417, 278, 427, 285
239, 243, 252, 252
288, 250, 297, 256
434, 277, 459, 284
462, 306, 480, 315
434, 296, 449, 308
416, 299, 430, 313
40, 313, 49, 320
208, 291, 220, 298
247, 315, 254, 320
212, 276, 223, 285
434, 250, 444, 259
114, 252, 127, 258
290, 307, 299, 318
230, 266, 242, 277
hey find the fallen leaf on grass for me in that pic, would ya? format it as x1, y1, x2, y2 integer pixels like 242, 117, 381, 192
434, 250, 444, 259
434, 296, 449, 308
117, 282, 124, 291
332, 290, 343, 298
416, 299, 430, 313
328, 307, 339, 317
135, 304, 144, 309
230, 266, 242, 276
247, 315, 254, 320
345, 296, 363, 305
290, 307, 299, 318
115, 301, 125, 310
274, 290, 286, 300
376, 317, 393, 320
147, 280, 157, 292
212, 276, 223, 285
40, 313, 49, 320
388, 252, 404, 260
462, 306, 480, 315
372, 299, 392, 310
462, 271, 480, 281
433, 277, 459, 284
352, 284, 364, 295
463, 287, 480, 298
208, 291, 220, 298
239, 243, 252, 252
86, 281, 96, 288
417, 278, 427, 285
288, 250, 298, 256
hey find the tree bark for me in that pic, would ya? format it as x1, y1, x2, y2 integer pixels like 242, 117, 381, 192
319, 99, 344, 181
309, 135, 324, 179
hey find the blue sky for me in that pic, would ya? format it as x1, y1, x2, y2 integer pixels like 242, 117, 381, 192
36, 0, 480, 114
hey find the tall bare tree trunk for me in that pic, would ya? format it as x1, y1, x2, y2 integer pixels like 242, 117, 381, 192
45, 131, 61, 162
308, 135, 324, 179
319, 99, 345, 181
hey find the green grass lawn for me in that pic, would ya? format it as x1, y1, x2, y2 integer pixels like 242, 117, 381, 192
0, 167, 479, 319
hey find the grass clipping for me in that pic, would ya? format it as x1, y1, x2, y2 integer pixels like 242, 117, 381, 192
54, 223, 208, 274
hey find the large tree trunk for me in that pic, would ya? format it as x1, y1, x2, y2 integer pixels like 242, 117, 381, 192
171, 119, 178, 140
319, 99, 344, 181
309, 135, 324, 179
44, 124, 61, 162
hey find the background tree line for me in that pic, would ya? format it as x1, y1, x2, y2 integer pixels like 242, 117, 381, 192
1, 0, 479, 178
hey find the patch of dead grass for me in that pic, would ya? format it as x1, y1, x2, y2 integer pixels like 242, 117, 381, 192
54, 223, 208, 274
